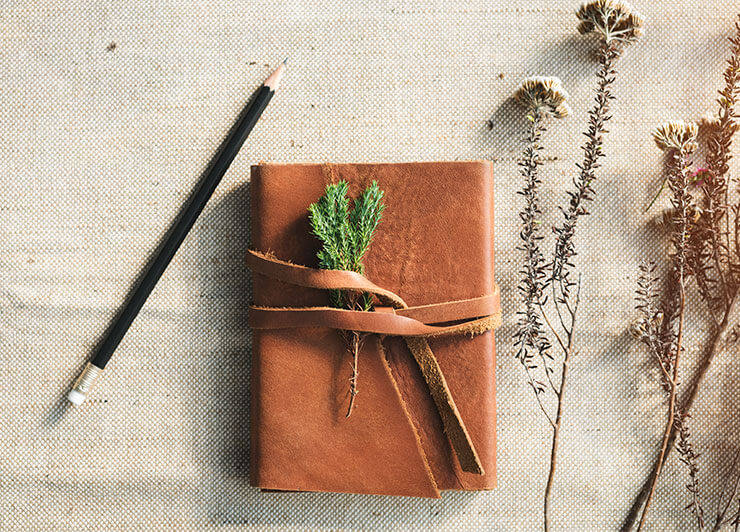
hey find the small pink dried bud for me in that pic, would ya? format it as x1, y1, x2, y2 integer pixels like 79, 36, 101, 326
690, 167, 710, 187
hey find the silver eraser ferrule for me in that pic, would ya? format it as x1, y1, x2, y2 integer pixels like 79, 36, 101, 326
68, 362, 103, 405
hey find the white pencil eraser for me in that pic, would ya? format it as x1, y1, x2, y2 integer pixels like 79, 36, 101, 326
68, 389, 86, 406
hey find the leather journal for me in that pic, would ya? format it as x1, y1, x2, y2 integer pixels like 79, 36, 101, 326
247, 161, 500, 498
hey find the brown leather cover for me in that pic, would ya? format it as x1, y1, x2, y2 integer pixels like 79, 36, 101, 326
249, 161, 497, 497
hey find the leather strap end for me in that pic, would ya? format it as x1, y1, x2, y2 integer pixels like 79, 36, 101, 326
404, 337, 485, 476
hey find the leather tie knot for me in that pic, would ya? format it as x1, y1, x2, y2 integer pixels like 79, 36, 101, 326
245, 248, 501, 475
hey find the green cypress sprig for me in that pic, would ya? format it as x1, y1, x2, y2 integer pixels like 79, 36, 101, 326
308, 180, 385, 275
308, 179, 385, 416
348, 183, 385, 273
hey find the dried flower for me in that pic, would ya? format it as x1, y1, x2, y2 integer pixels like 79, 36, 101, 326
576, 0, 644, 44
645, 127, 701, 212
513, 76, 571, 119
653, 120, 699, 153
510, 5, 644, 531
634, 121, 720, 532
513, 77, 556, 418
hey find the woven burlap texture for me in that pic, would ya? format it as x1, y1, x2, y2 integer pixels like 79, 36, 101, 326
2, 1, 739, 530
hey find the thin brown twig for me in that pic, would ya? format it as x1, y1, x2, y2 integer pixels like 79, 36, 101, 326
538, 293, 568, 354
346, 331, 361, 418
673, 403, 705, 531
714, 447, 740, 531
538, 302, 567, 391
636, 296, 683, 531
623, 294, 739, 532
544, 312, 576, 532
637, 143, 695, 530
525, 363, 557, 429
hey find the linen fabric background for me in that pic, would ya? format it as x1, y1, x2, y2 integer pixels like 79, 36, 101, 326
2, 1, 739, 530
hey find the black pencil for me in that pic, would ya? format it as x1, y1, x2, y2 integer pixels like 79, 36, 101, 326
68, 59, 287, 405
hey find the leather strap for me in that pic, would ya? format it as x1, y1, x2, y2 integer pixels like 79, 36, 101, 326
389, 293, 500, 324
247, 249, 500, 329
247, 249, 408, 308
246, 249, 500, 476
249, 306, 501, 337
404, 337, 484, 475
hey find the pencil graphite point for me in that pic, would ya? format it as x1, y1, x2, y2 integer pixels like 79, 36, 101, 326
283, 57, 288, 64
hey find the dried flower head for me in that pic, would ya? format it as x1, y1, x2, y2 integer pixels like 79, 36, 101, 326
653, 120, 699, 153
576, 0, 644, 44
513, 76, 571, 119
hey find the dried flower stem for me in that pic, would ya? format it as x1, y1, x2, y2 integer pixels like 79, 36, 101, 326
543, 304, 577, 532
711, 18, 740, 284
674, 404, 705, 531
542, 42, 618, 532
683, 15, 740, 432
638, 357, 679, 531
625, 18, 740, 530
515, 108, 557, 426
624, 298, 738, 531
637, 145, 695, 531
513, 40, 624, 532
551, 43, 619, 286
512, 2, 641, 528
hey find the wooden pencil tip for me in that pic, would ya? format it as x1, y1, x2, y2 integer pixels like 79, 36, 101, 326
283, 57, 288, 65
264, 62, 287, 90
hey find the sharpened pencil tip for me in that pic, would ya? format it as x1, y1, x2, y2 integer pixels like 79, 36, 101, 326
264, 61, 287, 90
283, 57, 288, 65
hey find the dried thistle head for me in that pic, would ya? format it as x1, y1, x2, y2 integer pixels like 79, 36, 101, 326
513, 76, 571, 119
653, 120, 699, 153
576, 0, 644, 44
